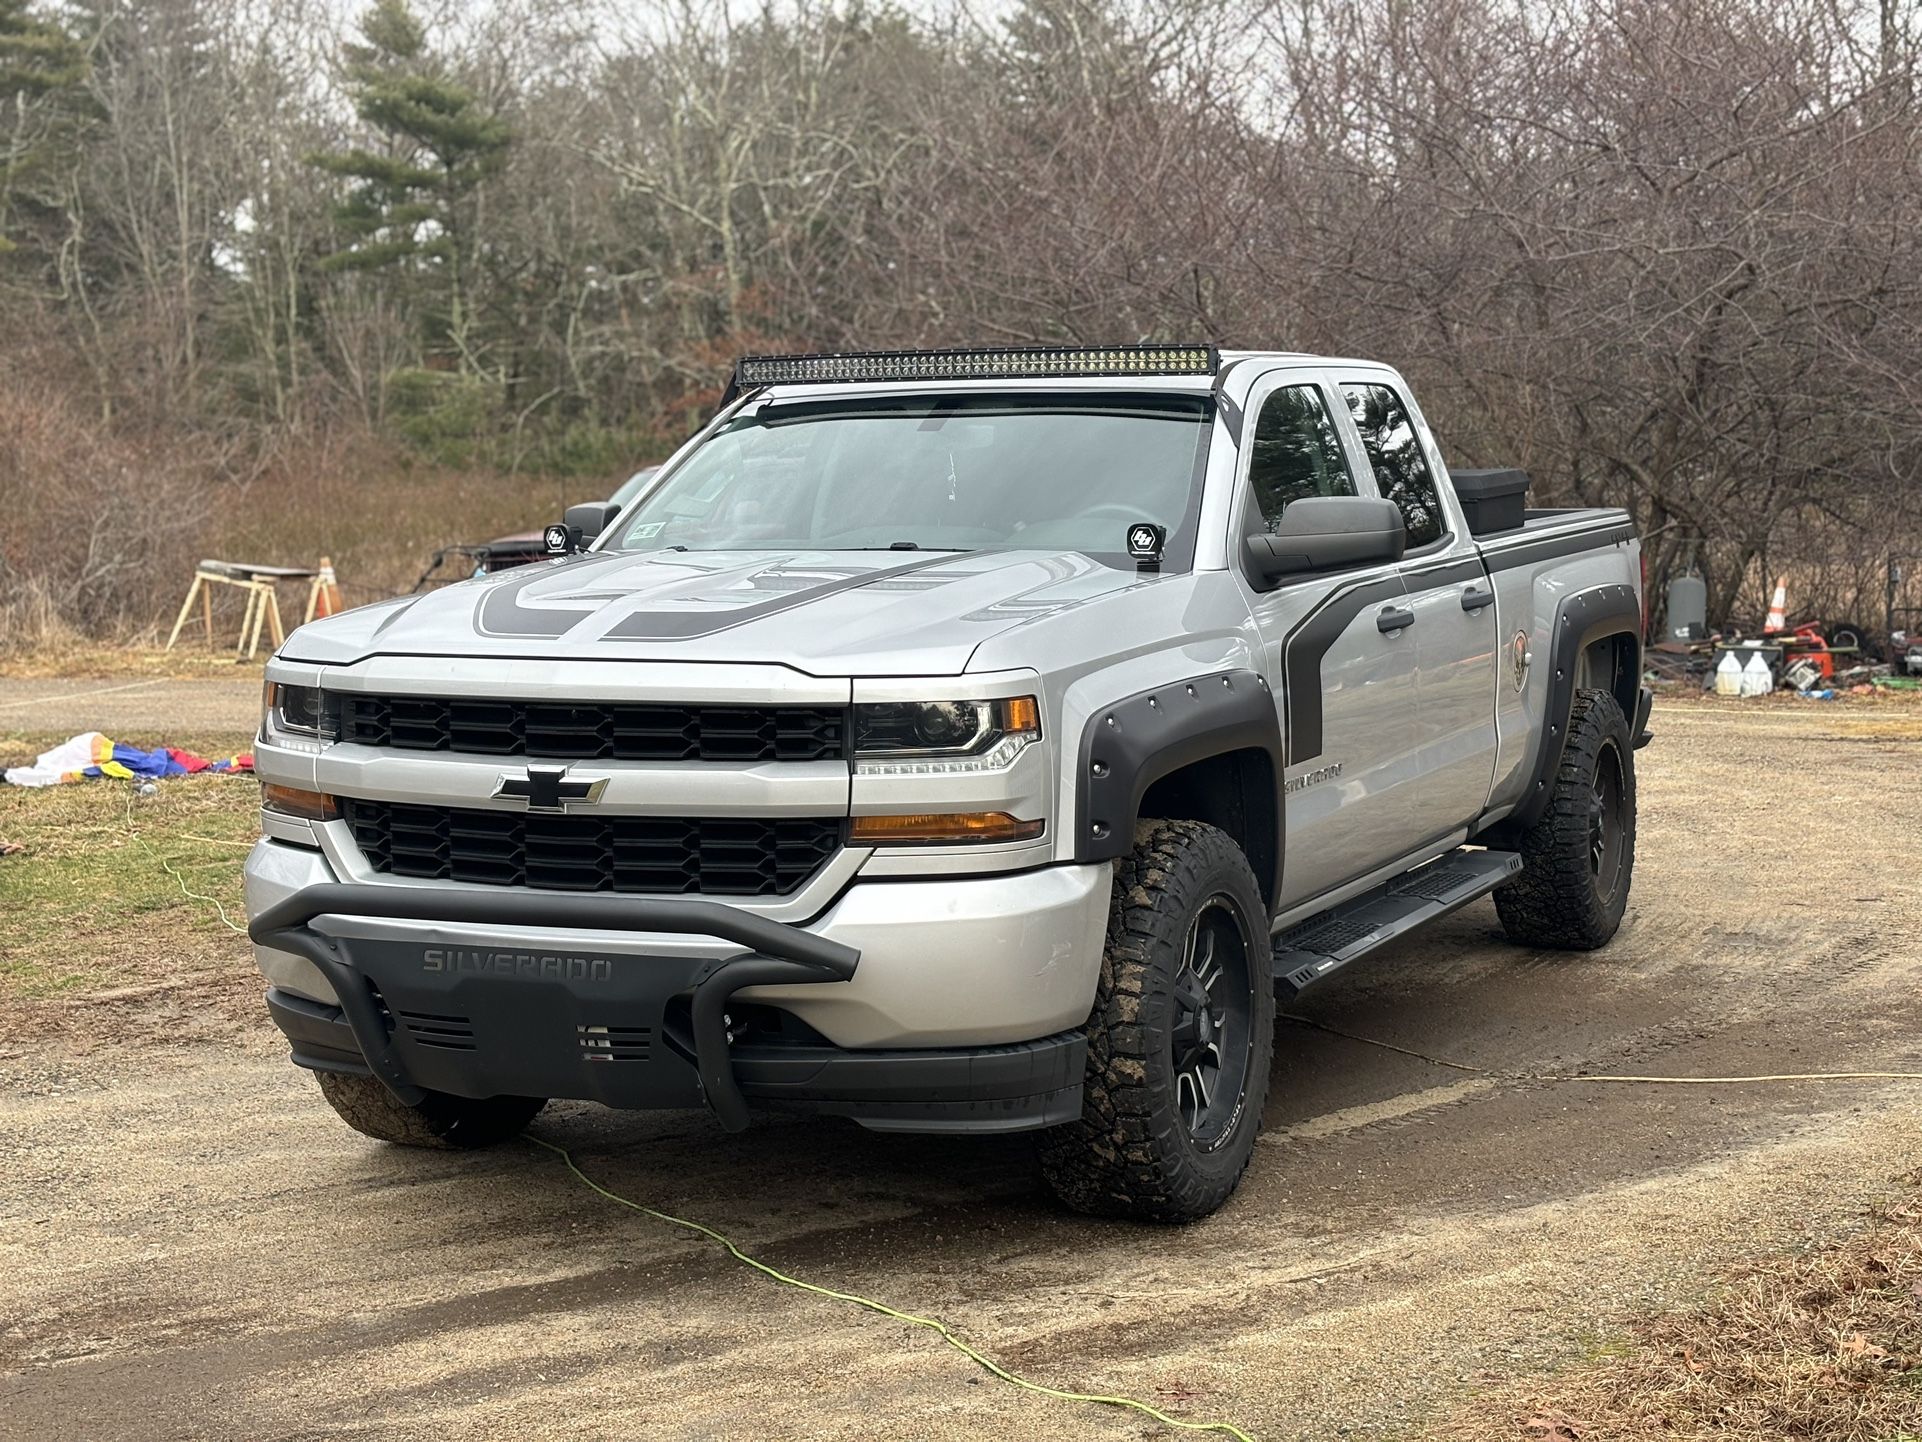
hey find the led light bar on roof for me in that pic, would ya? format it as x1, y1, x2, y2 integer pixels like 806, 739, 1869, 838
734, 345, 1218, 387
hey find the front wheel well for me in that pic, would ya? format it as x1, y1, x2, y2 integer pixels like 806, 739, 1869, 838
1135, 748, 1279, 911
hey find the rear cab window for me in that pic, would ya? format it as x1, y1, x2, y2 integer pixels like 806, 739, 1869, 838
1339, 382, 1447, 548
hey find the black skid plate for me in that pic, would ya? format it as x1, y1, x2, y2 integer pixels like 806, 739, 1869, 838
343, 937, 708, 1108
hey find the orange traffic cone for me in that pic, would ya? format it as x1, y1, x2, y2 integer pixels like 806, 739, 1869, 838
1763, 577, 1787, 634
312, 556, 344, 620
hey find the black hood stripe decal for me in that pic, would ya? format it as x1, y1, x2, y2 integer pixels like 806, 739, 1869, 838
474, 551, 964, 642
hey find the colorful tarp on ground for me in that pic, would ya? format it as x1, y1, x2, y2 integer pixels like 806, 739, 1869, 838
2, 731, 253, 788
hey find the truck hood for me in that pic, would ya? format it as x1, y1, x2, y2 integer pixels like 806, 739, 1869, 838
284, 548, 1152, 675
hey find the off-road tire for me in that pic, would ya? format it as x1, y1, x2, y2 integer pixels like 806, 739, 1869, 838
1495, 686, 1636, 950
1039, 819, 1274, 1223
315, 1071, 546, 1149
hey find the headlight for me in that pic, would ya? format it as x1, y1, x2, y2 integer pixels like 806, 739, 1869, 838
853, 696, 1039, 775
261, 681, 328, 753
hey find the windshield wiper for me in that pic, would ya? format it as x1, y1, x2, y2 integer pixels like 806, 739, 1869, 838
836, 542, 971, 552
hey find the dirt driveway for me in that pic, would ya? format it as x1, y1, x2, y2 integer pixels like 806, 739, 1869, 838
4, 697, 1921, 1442
0, 675, 260, 745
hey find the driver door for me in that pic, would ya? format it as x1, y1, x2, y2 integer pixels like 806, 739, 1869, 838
1238, 373, 1420, 911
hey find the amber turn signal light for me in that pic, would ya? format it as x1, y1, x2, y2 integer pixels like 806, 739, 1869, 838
850, 811, 1044, 845
261, 783, 338, 822
1000, 695, 1040, 735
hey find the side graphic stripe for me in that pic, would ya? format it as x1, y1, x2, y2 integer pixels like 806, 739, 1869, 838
1281, 574, 1405, 765
1399, 557, 1485, 589
1480, 521, 1637, 573
1275, 516, 1635, 767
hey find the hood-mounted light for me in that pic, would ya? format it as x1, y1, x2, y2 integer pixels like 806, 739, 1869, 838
1127, 522, 1166, 572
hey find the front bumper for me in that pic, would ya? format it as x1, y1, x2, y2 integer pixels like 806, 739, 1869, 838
244, 841, 1106, 1134
265, 985, 1084, 1134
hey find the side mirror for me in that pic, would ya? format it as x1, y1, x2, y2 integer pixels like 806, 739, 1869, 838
552, 501, 622, 554
1245, 496, 1406, 585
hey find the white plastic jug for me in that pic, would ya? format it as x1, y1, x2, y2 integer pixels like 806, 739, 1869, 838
1714, 650, 1743, 696
1740, 650, 1773, 696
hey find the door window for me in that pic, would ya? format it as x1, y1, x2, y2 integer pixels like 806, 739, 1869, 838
1341, 383, 1445, 548
1246, 384, 1355, 532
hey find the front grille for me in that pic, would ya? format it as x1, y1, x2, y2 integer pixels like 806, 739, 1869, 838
343, 798, 840, 897
335, 694, 845, 763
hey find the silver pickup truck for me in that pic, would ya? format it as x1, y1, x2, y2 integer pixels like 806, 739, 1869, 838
247, 346, 1650, 1221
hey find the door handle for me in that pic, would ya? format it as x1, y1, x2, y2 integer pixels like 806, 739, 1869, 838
1461, 583, 1495, 613
1377, 605, 1416, 634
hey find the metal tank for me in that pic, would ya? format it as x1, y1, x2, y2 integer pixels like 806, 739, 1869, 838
1666, 573, 1707, 642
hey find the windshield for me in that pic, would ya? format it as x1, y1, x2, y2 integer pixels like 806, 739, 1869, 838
609, 465, 659, 508
608, 393, 1211, 563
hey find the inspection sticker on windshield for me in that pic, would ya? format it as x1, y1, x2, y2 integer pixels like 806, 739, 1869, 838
628, 521, 666, 540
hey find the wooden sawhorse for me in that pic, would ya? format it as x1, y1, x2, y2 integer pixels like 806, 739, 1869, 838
164, 560, 318, 661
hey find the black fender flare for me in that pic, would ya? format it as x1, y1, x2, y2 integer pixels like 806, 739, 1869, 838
1495, 582, 1643, 835
1072, 669, 1285, 900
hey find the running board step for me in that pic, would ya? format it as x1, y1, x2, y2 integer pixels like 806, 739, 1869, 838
1274, 848, 1523, 996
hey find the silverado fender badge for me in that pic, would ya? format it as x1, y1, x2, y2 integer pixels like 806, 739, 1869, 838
493, 764, 610, 813
1285, 761, 1343, 794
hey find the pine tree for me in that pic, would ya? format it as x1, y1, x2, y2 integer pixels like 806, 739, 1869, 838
0, 0, 92, 260
310, 0, 510, 372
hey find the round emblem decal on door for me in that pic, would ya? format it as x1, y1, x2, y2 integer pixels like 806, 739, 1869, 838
1511, 631, 1531, 690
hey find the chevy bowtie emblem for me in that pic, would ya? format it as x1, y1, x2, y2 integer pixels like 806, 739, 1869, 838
492, 764, 609, 813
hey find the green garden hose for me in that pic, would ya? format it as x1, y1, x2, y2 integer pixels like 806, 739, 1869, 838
528, 1136, 1258, 1441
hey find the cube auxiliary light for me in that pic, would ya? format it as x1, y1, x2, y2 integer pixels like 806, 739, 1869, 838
732, 344, 1220, 388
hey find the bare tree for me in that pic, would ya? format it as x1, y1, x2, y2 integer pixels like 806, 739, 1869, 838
3, 0, 1921, 637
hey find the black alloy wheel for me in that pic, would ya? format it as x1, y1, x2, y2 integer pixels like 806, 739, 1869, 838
1038, 819, 1276, 1221
1588, 739, 1629, 909
1493, 686, 1637, 951
1170, 896, 1257, 1151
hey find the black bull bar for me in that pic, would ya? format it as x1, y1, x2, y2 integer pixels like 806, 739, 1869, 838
248, 884, 860, 1132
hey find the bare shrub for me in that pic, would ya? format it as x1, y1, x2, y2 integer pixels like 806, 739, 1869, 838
0, 575, 88, 652
0, 359, 570, 652
0, 366, 225, 647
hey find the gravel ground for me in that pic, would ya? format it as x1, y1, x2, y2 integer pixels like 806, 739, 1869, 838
0, 676, 260, 749
2, 696, 1920, 1442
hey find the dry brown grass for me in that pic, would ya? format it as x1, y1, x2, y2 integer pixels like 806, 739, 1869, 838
0, 643, 262, 680
0, 371, 622, 655
1429, 1189, 1922, 1442
1657, 685, 1922, 718
207, 426, 593, 610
